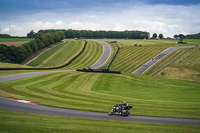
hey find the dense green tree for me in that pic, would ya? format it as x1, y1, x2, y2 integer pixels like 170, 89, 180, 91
152, 33, 157, 39
54, 32, 61, 42
41, 35, 49, 46
174, 34, 178, 39
178, 34, 185, 39
35, 38, 45, 49
186, 33, 200, 39
139, 34, 147, 39
46, 33, 55, 45
0, 34, 11, 38
0, 30, 66, 64
57, 31, 65, 40
159, 34, 164, 39
21, 43, 33, 56
29, 40, 38, 52
14, 47, 28, 63
27, 30, 36, 38
0, 54, 5, 62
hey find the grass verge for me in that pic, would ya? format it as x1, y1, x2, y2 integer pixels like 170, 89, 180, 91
0, 110, 199, 133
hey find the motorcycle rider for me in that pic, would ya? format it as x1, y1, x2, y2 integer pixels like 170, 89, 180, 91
109, 101, 132, 116
113, 101, 128, 114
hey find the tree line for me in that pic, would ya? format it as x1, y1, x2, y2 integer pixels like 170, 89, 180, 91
0, 31, 65, 64
0, 34, 12, 38
38, 29, 150, 39
174, 33, 200, 39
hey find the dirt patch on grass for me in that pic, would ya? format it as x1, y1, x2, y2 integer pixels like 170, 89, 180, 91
0, 42, 27, 47
156, 66, 200, 82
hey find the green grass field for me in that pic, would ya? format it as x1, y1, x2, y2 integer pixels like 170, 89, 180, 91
0, 71, 199, 119
0, 110, 199, 133
155, 47, 200, 81
0, 62, 32, 68
0, 39, 200, 132
0, 63, 35, 76
27, 39, 103, 69
107, 39, 200, 75
63, 39, 103, 70
0, 38, 34, 42
28, 39, 83, 68
144, 48, 186, 75
106, 39, 173, 73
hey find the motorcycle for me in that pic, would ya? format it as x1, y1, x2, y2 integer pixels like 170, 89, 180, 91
108, 104, 132, 117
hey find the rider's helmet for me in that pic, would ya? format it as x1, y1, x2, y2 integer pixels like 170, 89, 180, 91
122, 101, 128, 106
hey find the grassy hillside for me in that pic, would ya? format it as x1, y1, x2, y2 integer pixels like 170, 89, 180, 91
0, 63, 34, 76
155, 47, 200, 81
0, 38, 33, 42
144, 48, 186, 75
0, 110, 199, 133
0, 71, 199, 119
28, 39, 82, 68
106, 39, 172, 73
107, 39, 200, 78
63, 39, 103, 70
0, 39, 200, 132
109, 46, 166, 73
0, 62, 31, 68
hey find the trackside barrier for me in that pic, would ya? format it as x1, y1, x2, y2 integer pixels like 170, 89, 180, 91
76, 69, 121, 74
0, 40, 87, 70
106, 47, 120, 69
150, 46, 197, 76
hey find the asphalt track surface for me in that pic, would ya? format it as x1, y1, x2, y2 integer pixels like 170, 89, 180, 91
0, 97, 200, 125
132, 46, 194, 74
0, 70, 74, 83
89, 40, 111, 69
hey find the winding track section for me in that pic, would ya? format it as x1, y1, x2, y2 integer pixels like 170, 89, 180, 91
132, 46, 194, 74
0, 73, 200, 125
89, 40, 111, 69
0, 97, 199, 125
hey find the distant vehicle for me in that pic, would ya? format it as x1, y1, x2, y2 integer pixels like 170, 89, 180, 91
108, 102, 132, 117
110, 41, 117, 43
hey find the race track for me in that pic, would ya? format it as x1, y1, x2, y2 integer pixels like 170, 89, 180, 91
0, 97, 200, 125
0, 44, 199, 125
89, 40, 111, 69
132, 46, 194, 74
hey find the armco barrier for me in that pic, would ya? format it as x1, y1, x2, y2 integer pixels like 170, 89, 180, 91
76, 69, 121, 74
106, 47, 120, 69
0, 40, 87, 70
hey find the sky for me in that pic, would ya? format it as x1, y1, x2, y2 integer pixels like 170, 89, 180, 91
0, 0, 200, 37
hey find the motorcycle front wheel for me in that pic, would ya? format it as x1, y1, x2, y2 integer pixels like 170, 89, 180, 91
122, 110, 130, 117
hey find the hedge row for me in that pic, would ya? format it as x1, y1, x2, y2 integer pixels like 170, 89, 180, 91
0, 31, 65, 64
